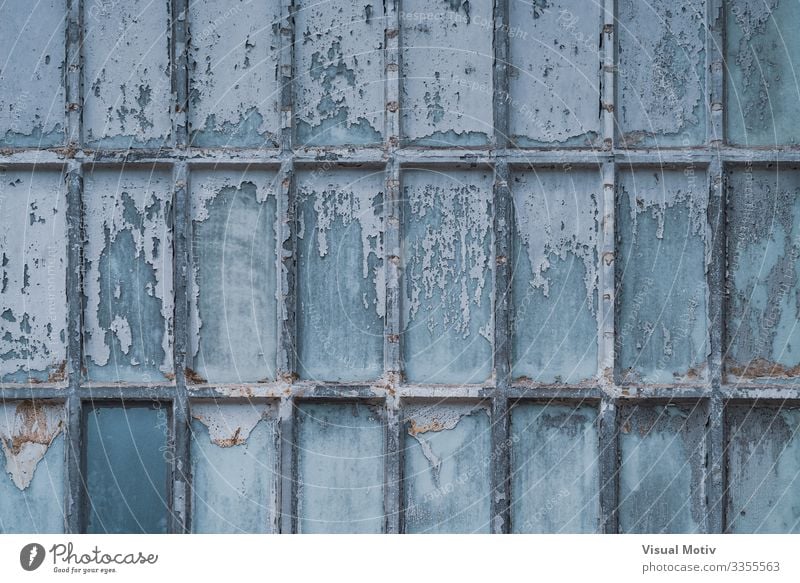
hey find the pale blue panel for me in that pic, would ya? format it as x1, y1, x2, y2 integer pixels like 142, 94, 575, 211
727, 0, 800, 146
402, 169, 494, 384
191, 405, 278, 533
296, 169, 384, 381
296, 403, 385, 533
190, 171, 278, 383
727, 407, 800, 533
403, 404, 491, 533
619, 405, 706, 533
294, 0, 384, 146
617, 168, 709, 383
618, 0, 706, 147
726, 167, 800, 380
510, 403, 599, 533
86, 406, 169, 534
511, 168, 599, 383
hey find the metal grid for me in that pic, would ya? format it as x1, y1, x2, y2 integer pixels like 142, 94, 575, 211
1, 0, 799, 534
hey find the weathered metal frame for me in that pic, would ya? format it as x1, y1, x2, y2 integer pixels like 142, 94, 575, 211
1, 0, 799, 535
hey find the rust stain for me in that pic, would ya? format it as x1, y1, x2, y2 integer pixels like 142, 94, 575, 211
184, 367, 207, 384
728, 358, 800, 379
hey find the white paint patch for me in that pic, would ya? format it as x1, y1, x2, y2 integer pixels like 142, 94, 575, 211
192, 402, 274, 447
109, 315, 132, 355
0, 402, 64, 490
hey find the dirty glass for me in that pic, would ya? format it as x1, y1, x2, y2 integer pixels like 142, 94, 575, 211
0, 169, 67, 383
191, 402, 279, 533
511, 167, 599, 384
401, 168, 494, 384
190, 169, 279, 383
296, 402, 385, 533
0, 402, 65, 533
510, 403, 600, 533
403, 402, 491, 533
619, 404, 706, 533
617, 167, 709, 384
85, 405, 169, 534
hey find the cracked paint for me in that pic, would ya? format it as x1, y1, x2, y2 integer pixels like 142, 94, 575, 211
617, 168, 709, 384
619, 404, 706, 533
401, 0, 493, 145
83, 168, 173, 382
0, 0, 65, 147
191, 402, 279, 533
727, 406, 800, 533
508, 0, 601, 146
83, 0, 172, 147
296, 169, 384, 381
296, 402, 385, 533
402, 169, 493, 384
190, 170, 279, 383
294, 0, 384, 146
726, 0, 800, 145
511, 167, 599, 384
0, 170, 67, 382
403, 402, 491, 533
726, 166, 800, 381
618, 0, 706, 147
510, 403, 599, 533
0, 401, 64, 490
188, 0, 281, 147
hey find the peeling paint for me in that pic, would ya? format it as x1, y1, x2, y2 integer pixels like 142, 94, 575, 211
83, 168, 173, 381
296, 169, 384, 381
618, 0, 706, 146
727, 0, 800, 145
0, 170, 67, 382
401, 0, 493, 145
0, 0, 65, 147
511, 168, 599, 383
190, 170, 279, 383
83, 0, 172, 147
508, 0, 601, 146
188, 0, 281, 147
294, 0, 384, 146
0, 402, 64, 491
727, 167, 800, 380
617, 168, 709, 384
402, 169, 493, 384
191, 401, 275, 447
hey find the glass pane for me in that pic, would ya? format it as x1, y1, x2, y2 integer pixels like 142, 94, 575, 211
85, 405, 169, 534
619, 404, 706, 533
508, 0, 601, 147
511, 167, 599, 383
401, 168, 494, 384
190, 169, 279, 383
294, 0, 384, 146
0, 169, 67, 382
403, 402, 491, 533
191, 402, 278, 533
83, 167, 174, 382
188, 0, 281, 147
296, 402, 385, 533
617, 0, 706, 147
617, 168, 709, 383
510, 403, 599, 533
0, 0, 65, 147
296, 169, 384, 381
727, 406, 800, 533
0, 402, 65, 533
401, 1, 492, 146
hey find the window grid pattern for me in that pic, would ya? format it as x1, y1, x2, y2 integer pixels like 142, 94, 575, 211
1, 0, 799, 533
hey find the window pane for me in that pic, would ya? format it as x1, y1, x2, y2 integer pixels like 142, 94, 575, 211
85, 405, 169, 534
0, 402, 65, 533
296, 403, 385, 533
511, 403, 599, 533
191, 402, 279, 533
190, 170, 279, 383
403, 402, 491, 533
